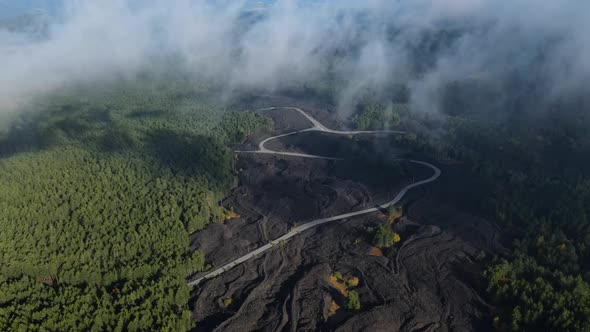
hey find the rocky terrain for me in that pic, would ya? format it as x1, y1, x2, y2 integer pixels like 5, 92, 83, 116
188, 105, 505, 332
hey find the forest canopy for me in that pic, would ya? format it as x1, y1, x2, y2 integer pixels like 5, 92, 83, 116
0, 79, 271, 331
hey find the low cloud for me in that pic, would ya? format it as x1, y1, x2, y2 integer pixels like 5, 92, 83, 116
0, 0, 589, 116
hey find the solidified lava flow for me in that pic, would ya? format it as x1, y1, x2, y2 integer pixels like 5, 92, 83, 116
189, 104, 502, 332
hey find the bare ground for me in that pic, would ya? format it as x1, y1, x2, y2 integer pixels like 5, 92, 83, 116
188, 104, 504, 332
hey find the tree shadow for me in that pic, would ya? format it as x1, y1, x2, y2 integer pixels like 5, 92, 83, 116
144, 129, 232, 189
0, 122, 59, 158
99, 128, 137, 152
0, 106, 114, 159
126, 110, 167, 119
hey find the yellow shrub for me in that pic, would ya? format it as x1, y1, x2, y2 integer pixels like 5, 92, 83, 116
222, 297, 233, 308
328, 300, 340, 317
329, 273, 349, 296
346, 277, 359, 288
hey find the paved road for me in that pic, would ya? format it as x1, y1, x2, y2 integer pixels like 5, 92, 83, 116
187, 107, 440, 287
238, 107, 405, 160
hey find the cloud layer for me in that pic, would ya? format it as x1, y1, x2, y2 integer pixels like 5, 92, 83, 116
1, 0, 589, 115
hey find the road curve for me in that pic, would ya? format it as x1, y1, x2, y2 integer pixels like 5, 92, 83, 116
188, 107, 440, 287
237, 107, 406, 160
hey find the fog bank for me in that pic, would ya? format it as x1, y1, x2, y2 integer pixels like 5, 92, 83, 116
1, 0, 589, 116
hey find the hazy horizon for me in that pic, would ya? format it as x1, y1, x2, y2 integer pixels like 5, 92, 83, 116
1, 0, 589, 118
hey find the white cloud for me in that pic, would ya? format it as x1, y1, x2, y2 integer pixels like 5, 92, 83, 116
0, 0, 588, 114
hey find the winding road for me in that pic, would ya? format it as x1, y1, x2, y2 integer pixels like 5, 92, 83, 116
188, 107, 441, 287
238, 107, 406, 160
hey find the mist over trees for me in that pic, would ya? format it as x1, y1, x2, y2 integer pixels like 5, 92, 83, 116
1, 1, 590, 331
1, 0, 589, 122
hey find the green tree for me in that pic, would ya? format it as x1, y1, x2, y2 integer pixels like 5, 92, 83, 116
0, 80, 273, 331
373, 222, 395, 248
346, 290, 361, 310
512, 306, 522, 331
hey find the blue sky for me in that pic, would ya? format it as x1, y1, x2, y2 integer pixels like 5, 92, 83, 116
0, 0, 57, 18
0, 0, 282, 19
